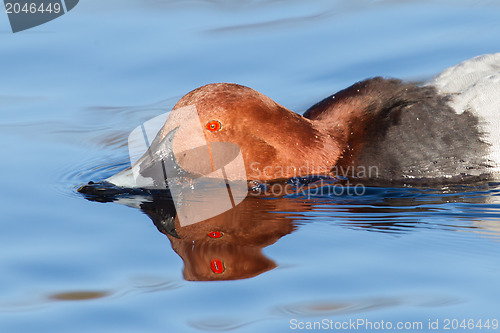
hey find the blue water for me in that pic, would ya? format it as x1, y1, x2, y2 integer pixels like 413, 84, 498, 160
2, 1, 500, 332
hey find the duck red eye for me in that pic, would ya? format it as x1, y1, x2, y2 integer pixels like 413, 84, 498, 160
210, 259, 225, 274
208, 231, 223, 238
206, 120, 221, 132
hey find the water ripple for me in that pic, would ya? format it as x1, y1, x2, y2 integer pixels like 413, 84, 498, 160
189, 318, 261, 331
272, 297, 401, 318
189, 295, 462, 331
0, 276, 184, 313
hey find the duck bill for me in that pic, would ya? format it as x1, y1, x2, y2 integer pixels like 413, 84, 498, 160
106, 126, 193, 189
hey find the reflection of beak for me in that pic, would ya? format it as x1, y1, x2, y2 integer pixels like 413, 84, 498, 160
155, 215, 180, 239
139, 195, 180, 239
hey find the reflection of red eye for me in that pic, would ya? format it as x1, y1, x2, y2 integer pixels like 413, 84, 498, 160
206, 120, 221, 132
208, 231, 223, 238
210, 259, 225, 274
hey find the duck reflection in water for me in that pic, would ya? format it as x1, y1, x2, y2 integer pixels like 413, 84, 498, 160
79, 179, 500, 281
126, 190, 303, 281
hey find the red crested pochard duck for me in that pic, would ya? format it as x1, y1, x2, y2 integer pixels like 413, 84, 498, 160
84, 53, 500, 191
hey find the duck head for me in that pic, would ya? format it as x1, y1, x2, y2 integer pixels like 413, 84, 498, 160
103, 83, 342, 189
164, 83, 342, 181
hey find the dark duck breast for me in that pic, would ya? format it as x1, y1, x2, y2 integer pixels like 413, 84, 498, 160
102, 53, 499, 188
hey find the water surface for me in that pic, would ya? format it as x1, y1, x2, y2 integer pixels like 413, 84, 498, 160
2, 1, 500, 332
